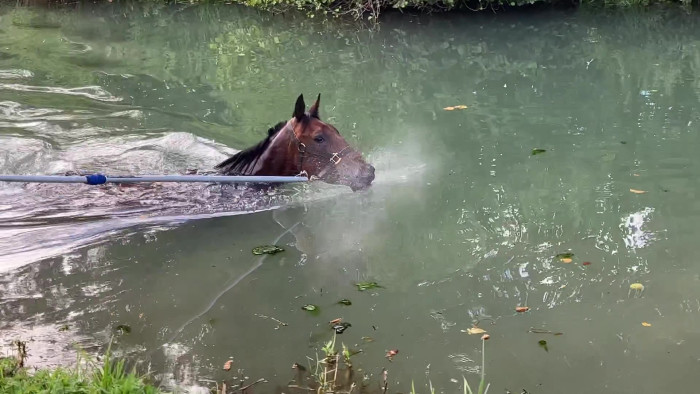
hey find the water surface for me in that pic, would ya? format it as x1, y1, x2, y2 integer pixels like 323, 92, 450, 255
1, 3, 700, 393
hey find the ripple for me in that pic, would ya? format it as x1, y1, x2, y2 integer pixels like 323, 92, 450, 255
0, 83, 122, 102
0, 69, 34, 79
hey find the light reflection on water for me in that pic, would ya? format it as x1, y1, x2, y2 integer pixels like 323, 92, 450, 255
1, 3, 700, 393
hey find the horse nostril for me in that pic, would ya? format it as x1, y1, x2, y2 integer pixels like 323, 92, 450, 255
366, 165, 376, 181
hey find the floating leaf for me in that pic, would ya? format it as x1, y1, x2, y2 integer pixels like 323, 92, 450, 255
531, 148, 547, 156
385, 349, 399, 360
332, 322, 352, 334
515, 306, 530, 313
556, 252, 574, 263
641, 322, 652, 327
538, 340, 548, 352
444, 105, 468, 111
329, 318, 342, 325
630, 283, 645, 291
252, 245, 284, 255
337, 299, 352, 306
301, 304, 320, 315
58, 325, 70, 332
629, 189, 647, 194
115, 324, 131, 335
481, 334, 490, 340
462, 327, 487, 335
582, 261, 592, 266
361, 336, 375, 342
355, 281, 382, 291
223, 360, 233, 371
529, 328, 564, 336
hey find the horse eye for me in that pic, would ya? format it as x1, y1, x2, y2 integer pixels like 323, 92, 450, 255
313, 136, 325, 143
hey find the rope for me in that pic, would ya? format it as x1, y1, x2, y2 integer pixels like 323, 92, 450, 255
163, 221, 301, 345
0, 174, 308, 184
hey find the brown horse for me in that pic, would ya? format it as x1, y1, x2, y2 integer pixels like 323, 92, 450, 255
214, 94, 375, 191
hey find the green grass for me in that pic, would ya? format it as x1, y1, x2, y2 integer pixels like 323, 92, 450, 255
0, 342, 162, 394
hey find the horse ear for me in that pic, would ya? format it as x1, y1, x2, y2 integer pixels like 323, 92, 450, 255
309, 93, 321, 119
293, 94, 306, 121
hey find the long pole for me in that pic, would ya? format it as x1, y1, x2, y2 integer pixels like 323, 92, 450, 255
0, 174, 308, 185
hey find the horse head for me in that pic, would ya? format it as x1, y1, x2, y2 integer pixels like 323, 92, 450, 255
215, 94, 375, 191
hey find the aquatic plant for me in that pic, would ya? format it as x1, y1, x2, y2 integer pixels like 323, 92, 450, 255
0, 340, 162, 394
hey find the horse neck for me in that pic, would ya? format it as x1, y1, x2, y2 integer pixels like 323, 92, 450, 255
252, 126, 299, 176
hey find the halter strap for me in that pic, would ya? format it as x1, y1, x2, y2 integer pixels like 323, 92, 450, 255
287, 125, 350, 175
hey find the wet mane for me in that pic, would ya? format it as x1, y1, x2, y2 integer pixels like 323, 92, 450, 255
215, 121, 287, 175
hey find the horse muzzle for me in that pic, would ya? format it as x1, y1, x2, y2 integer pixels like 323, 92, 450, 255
348, 164, 375, 192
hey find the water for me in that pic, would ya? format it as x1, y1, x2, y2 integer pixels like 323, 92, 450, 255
2, 3, 700, 393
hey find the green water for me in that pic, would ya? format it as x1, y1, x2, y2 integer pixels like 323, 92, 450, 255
2, 3, 700, 393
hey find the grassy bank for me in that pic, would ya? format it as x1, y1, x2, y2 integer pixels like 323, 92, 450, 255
0, 341, 162, 394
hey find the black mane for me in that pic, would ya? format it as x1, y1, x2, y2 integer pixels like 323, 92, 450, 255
215, 121, 286, 175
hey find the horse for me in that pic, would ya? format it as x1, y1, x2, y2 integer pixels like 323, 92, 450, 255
0, 94, 376, 268
214, 94, 375, 192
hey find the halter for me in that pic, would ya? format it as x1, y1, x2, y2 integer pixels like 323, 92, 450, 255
287, 124, 350, 177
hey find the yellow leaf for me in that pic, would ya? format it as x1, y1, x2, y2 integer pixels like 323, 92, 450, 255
454, 105, 468, 109
461, 327, 487, 335
630, 188, 647, 194
641, 322, 651, 327
443, 106, 455, 111
560, 257, 573, 263
630, 283, 644, 290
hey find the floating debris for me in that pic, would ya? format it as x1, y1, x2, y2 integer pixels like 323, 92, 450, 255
582, 261, 592, 266
629, 188, 647, 194
538, 340, 548, 352
223, 360, 233, 371
515, 306, 530, 313
444, 105, 467, 111
329, 318, 342, 325
385, 349, 399, 361
292, 362, 306, 371
355, 281, 383, 291
528, 327, 564, 336
642, 322, 652, 327
629, 283, 645, 298
556, 252, 574, 263
481, 334, 490, 340
301, 304, 318, 311
337, 299, 352, 306
361, 336, 375, 342
58, 325, 70, 332
332, 322, 352, 334
252, 245, 285, 255
115, 324, 131, 335
462, 327, 487, 335
531, 148, 547, 156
